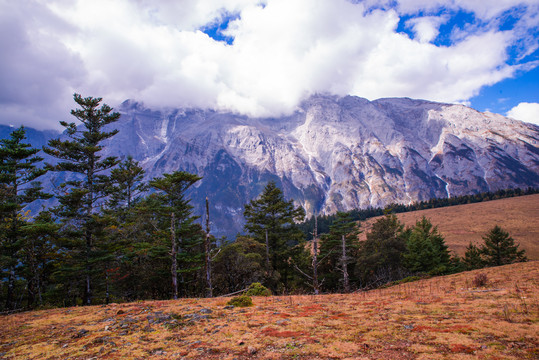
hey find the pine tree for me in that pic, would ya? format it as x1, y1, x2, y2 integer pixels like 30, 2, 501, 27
403, 216, 450, 274
357, 214, 408, 287
20, 210, 60, 307
204, 197, 213, 297
243, 181, 305, 291
480, 225, 526, 266
150, 171, 202, 299
43, 94, 120, 305
212, 236, 266, 295
116, 194, 170, 300
109, 156, 146, 211
318, 212, 360, 292
99, 156, 148, 301
463, 242, 483, 270
0, 126, 49, 310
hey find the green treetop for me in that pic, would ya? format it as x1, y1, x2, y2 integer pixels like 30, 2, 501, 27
43, 94, 121, 306
480, 225, 526, 266
357, 213, 408, 287
243, 181, 305, 291
403, 216, 450, 274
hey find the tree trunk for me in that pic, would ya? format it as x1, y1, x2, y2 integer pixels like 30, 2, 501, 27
312, 215, 319, 295
84, 165, 94, 306
171, 212, 178, 300
341, 234, 350, 293
105, 270, 110, 304
265, 228, 271, 274
5, 268, 15, 310
204, 197, 213, 298
84, 227, 92, 306
26, 242, 37, 308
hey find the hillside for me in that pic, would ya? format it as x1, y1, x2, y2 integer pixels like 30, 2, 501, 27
359, 194, 539, 260
0, 262, 537, 359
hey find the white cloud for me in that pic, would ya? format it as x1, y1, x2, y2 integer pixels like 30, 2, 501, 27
132, 0, 264, 29
396, 0, 539, 19
405, 15, 449, 43
507, 102, 539, 125
0, 0, 537, 129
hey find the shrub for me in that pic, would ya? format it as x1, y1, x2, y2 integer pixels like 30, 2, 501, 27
472, 273, 488, 287
245, 282, 272, 297
227, 295, 253, 307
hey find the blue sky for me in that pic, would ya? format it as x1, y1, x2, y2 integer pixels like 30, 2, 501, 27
0, 0, 538, 130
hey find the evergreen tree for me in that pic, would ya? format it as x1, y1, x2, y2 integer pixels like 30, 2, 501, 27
403, 216, 450, 274
0, 126, 49, 310
463, 242, 483, 270
97, 156, 147, 301
212, 236, 266, 295
114, 194, 170, 300
20, 210, 60, 307
480, 225, 526, 266
357, 214, 408, 287
149, 171, 202, 299
243, 181, 305, 292
109, 156, 146, 211
43, 94, 120, 305
318, 212, 360, 292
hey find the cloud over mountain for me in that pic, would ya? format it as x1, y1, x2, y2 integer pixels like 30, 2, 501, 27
508, 102, 539, 125
0, 0, 537, 129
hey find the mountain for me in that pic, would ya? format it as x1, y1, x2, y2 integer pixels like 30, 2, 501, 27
0, 125, 59, 149
2, 95, 538, 238
102, 95, 539, 237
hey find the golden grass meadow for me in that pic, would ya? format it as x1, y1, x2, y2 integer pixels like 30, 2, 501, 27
360, 194, 539, 259
1, 261, 537, 359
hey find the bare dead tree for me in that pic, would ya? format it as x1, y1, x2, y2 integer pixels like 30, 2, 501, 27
312, 215, 320, 295
171, 212, 178, 299
341, 234, 350, 293
204, 197, 213, 297
265, 228, 271, 275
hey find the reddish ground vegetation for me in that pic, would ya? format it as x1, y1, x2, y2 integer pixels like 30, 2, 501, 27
0, 261, 537, 359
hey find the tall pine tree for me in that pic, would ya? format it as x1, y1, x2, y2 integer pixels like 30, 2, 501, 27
150, 171, 202, 299
357, 214, 408, 287
243, 181, 305, 292
318, 212, 360, 292
0, 126, 49, 310
43, 94, 120, 305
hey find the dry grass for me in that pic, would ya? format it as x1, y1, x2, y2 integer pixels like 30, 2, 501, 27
359, 194, 539, 259
1, 262, 538, 359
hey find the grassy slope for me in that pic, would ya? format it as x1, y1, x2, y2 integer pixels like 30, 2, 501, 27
1, 262, 537, 359
359, 193, 539, 259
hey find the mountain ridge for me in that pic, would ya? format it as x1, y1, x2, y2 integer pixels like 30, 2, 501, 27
2, 94, 538, 238
104, 94, 539, 237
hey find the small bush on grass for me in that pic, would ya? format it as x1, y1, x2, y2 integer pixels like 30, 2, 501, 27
245, 282, 272, 297
227, 295, 253, 307
472, 273, 488, 287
